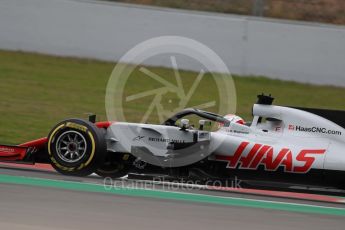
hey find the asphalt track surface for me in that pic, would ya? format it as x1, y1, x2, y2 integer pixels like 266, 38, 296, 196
1, 166, 345, 229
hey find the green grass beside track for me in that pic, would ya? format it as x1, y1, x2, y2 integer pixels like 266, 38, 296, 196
0, 50, 344, 145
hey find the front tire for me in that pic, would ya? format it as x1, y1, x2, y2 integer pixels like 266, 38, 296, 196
47, 119, 106, 176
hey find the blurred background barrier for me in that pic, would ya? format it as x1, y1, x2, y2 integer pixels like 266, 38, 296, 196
0, 0, 344, 86
111, 0, 345, 25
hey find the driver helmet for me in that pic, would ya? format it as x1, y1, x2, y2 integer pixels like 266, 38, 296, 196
219, 114, 245, 128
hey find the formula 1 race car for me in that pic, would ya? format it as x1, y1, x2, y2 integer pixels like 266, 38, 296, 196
1, 95, 345, 187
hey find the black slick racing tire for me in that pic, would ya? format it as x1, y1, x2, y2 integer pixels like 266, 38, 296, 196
95, 152, 132, 178
47, 118, 106, 176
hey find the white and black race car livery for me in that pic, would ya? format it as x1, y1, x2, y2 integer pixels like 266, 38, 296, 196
1, 94, 345, 188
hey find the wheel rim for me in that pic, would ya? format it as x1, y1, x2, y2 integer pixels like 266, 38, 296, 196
56, 130, 87, 163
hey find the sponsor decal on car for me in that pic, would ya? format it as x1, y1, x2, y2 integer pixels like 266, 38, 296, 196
225, 129, 249, 135
216, 142, 326, 173
198, 132, 209, 138
275, 126, 282, 132
0, 147, 15, 153
289, 125, 342, 136
66, 122, 88, 132
132, 136, 186, 143
148, 137, 185, 144
133, 136, 145, 141
0, 145, 27, 160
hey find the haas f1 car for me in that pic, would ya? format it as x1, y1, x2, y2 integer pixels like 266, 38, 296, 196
1, 95, 345, 188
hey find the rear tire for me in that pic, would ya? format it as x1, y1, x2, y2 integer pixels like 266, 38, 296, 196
95, 153, 132, 178
47, 119, 106, 176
